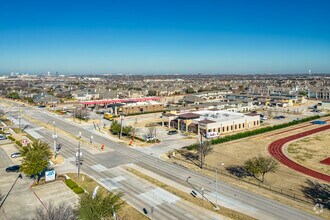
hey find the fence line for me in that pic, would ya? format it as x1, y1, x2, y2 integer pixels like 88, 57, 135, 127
171, 155, 313, 205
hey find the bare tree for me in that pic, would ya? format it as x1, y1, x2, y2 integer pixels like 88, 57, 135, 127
197, 141, 213, 169
243, 156, 278, 183
35, 202, 77, 220
147, 125, 156, 138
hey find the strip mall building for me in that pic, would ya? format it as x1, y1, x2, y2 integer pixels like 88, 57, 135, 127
162, 110, 260, 135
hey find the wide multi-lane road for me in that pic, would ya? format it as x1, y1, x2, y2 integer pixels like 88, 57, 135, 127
2, 102, 321, 220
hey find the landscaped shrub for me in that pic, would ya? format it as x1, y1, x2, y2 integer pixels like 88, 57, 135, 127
66, 179, 78, 189
185, 115, 324, 150
8, 136, 15, 141
15, 140, 22, 147
133, 136, 146, 142
73, 186, 85, 194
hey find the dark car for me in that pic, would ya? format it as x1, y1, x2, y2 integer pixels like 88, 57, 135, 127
278, 116, 286, 119
312, 120, 327, 125
167, 130, 178, 135
6, 165, 20, 173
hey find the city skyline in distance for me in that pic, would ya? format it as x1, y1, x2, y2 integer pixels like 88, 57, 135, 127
1, 0, 330, 74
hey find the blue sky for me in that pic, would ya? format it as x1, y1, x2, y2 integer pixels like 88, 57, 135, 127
0, 0, 329, 74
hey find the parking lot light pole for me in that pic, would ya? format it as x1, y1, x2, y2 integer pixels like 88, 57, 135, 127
0, 173, 22, 209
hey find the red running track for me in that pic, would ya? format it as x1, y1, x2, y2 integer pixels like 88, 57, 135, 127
268, 124, 330, 183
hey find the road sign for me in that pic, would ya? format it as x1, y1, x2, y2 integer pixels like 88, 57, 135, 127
45, 170, 56, 182
21, 139, 29, 147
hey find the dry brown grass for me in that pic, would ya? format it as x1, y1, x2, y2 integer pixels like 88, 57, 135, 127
286, 132, 330, 175
166, 120, 330, 219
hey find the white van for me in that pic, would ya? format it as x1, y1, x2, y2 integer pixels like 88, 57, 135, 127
206, 132, 219, 139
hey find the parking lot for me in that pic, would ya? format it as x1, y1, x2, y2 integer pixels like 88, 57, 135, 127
0, 142, 79, 219
0, 143, 42, 220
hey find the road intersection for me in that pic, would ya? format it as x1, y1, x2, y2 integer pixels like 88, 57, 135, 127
1, 102, 322, 220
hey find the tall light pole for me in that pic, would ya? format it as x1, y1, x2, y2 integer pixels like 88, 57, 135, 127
119, 114, 124, 139
199, 131, 204, 169
76, 132, 83, 178
52, 121, 57, 158
214, 162, 225, 210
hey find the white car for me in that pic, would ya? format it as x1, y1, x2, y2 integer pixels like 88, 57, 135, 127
11, 152, 21, 158
145, 136, 155, 141
261, 117, 268, 120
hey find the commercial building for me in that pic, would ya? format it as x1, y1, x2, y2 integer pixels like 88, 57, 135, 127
162, 110, 260, 135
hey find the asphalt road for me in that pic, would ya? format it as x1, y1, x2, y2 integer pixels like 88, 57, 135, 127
1, 103, 322, 220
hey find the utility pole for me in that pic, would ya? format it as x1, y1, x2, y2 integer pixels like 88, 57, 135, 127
52, 121, 57, 158
76, 132, 83, 178
119, 114, 124, 139
200, 131, 203, 169
17, 106, 22, 133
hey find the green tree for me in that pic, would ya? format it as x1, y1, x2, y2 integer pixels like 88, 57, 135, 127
243, 156, 278, 182
76, 192, 123, 220
20, 141, 52, 182
122, 125, 133, 137
298, 91, 308, 96
185, 88, 195, 94
110, 120, 121, 135
147, 90, 157, 96
25, 97, 34, 104
7, 92, 20, 99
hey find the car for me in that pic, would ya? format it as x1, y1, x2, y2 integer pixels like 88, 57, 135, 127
145, 136, 155, 141
312, 120, 327, 125
11, 152, 21, 158
5, 132, 11, 137
261, 116, 268, 120
167, 130, 178, 135
278, 116, 286, 119
0, 134, 7, 140
38, 105, 46, 108
6, 165, 20, 173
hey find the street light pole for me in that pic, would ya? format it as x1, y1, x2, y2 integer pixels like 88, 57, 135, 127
76, 132, 82, 178
119, 114, 124, 139
52, 121, 57, 158
200, 131, 203, 169
215, 162, 224, 210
